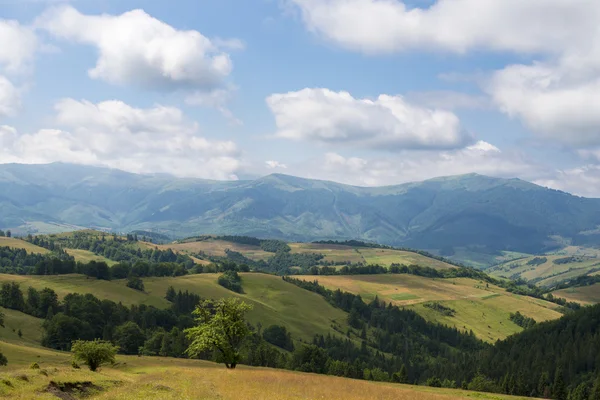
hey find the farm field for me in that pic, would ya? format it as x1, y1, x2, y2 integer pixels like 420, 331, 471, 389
0, 237, 49, 254
488, 255, 600, 287
0, 273, 348, 342
294, 274, 562, 342
154, 239, 273, 261
552, 283, 600, 305
0, 341, 532, 400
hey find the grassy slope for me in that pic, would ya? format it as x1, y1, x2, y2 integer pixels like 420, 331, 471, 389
0, 273, 347, 342
489, 255, 600, 287
158, 239, 456, 269
552, 283, 600, 305
0, 342, 532, 400
0, 238, 49, 254
295, 274, 562, 342
64, 249, 117, 266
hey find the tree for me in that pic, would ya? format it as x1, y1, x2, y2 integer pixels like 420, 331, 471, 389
113, 322, 145, 355
6, 230, 11, 238
185, 298, 253, 369
126, 276, 144, 292
554, 367, 567, 400
165, 286, 176, 302
0, 350, 6, 366
0, 230, 4, 237
71, 339, 118, 372
262, 325, 294, 351
590, 375, 600, 400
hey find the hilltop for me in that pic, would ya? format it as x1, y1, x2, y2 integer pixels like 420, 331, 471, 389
3, 163, 600, 266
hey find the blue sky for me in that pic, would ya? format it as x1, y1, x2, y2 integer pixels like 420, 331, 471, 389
1, 0, 599, 196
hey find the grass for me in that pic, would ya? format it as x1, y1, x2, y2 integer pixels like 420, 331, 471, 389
294, 274, 562, 342
0, 341, 533, 400
154, 240, 272, 261
64, 249, 117, 266
552, 283, 600, 305
489, 255, 600, 287
0, 308, 44, 346
0, 238, 49, 254
0, 273, 348, 342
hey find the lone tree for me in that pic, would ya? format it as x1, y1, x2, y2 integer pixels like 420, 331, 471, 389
185, 298, 252, 369
71, 339, 118, 372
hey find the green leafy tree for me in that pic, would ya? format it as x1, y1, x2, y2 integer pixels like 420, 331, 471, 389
185, 298, 253, 369
590, 375, 600, 400
125, 276, 144, 292
71, 339, 118, 372
568, 382, 589, 400
554, 367, 567, 400
113, 322, 145, 355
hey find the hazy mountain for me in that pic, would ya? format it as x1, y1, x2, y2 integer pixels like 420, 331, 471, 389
2, 163, 600, 263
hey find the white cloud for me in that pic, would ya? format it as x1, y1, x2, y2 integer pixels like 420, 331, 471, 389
289, 1, 600, 147
278, 141, 540, 187
0, 99, 241, 179
37, 6, 235, 91
289, 0, 595, 54
265, 160, 288, 169
0, 19, 37, 73
267, 88, 471, 150
0, 76, 20, 117
534, 165, 600, 198
185, 88, 242, 125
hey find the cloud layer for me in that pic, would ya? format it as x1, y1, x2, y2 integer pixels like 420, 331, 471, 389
267, 88, 471, 150
0, 99, 241, 179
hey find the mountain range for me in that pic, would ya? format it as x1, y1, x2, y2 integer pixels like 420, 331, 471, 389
1, 162, 600, 265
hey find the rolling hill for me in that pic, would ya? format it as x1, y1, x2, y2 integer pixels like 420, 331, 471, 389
293, 274, 562, 342
3, 163, 600, 266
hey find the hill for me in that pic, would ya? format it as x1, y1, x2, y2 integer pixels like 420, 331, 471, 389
0, 273, 348, 342
158, 237, 457, 270
0, 342, 530, 400
489, 254, 600, 288
294, 274, 562, 342
552, 283, 600, 305
3, 163, 600, 266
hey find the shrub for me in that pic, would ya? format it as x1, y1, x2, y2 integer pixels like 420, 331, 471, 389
29, 362, 39, 370
217, 271, 243, 293
126, 276, 145, 292
71, 339, 118, 372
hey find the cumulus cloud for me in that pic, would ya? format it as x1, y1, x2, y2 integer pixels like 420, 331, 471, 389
289, 0, 593, 54
267, 88, 471, 150
0, 76, 20, 117
289, 1, 600, 147
0, 99, 241, 179
0, 19, 37, 73
36, 6, 235, 91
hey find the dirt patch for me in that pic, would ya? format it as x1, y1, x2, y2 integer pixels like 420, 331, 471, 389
45, 381, 103, 400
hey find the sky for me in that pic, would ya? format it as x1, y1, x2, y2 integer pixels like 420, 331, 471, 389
1, 0, 600, 196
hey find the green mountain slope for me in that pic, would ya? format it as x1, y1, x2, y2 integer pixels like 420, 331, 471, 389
2, 163, 600, 266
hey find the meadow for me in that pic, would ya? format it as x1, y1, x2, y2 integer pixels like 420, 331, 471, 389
294, 274, 562, 342
0, 341, 534, 400
0, 237, 49, 254
552, 283, 600, 305
0, 273, 348, 343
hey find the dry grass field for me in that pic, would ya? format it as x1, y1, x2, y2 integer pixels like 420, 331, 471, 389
0, 237, 49, 254
552, 283, 600, 305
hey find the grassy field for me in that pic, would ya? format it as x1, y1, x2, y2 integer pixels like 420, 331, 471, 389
0, 237, 49, 254
0, 273, 347, 343
158, 238, 457, 270
64, 249, 117, 266
295, 274, 562, 342
0, 341, 533, 400
552, 283, 600, 305
489, 255, 600, 287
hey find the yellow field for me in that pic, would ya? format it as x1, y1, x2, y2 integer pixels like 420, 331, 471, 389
295, 274, 562, 342
0, 237, 49, 254
552, 283, 600, 305
64, 249, 117, 266
0, 341, 532, 400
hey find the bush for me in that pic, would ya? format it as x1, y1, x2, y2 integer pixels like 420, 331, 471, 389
29, 362, 39, 370
126, 276, 145, 292
217, 271, 243, 293
71, 339, 118, 371
426, 377, 442, 387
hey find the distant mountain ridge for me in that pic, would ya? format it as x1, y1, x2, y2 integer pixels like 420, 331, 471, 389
1, 163, 600, 265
